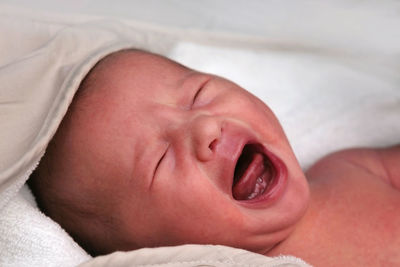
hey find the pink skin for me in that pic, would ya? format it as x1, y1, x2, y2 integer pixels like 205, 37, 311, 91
60, 50, 310, 254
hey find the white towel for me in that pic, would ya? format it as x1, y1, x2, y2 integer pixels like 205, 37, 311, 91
0, 10, 176, 210
0, 7, 177, 266
0, 185, 90, 267
79, 245, 312, 267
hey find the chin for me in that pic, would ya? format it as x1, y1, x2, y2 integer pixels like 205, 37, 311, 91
211, 121, 309, 250
230, 140, 309, 248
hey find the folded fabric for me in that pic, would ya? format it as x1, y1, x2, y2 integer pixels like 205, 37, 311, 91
0, 10, 177, 266
79, 244, 312, 267
0, 11, 175, 210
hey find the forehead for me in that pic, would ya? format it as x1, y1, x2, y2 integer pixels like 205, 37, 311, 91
73, 50, 200, 132
93, 50, 190, 88
81, 50, 197, 106
84, 52, 210, 115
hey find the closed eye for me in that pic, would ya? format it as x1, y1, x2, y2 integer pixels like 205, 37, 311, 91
191, 86, 203, 106
152, 145, 169, 186
191, 78, 209, 107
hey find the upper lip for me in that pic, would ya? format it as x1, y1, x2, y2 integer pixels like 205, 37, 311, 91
209, 121, 288, 206
230, 141, 248, 191
212, 122, 262, 197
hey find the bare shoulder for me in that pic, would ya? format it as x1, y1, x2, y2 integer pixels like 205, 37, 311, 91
274, 145, 400, 266
306, 144, 400, 189
294, 145, 400, 266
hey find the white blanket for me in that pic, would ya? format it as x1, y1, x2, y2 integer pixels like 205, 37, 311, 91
1, 3, 399, 267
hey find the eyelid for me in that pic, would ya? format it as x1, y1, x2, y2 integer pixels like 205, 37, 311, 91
191, 78, 209, 107
153, 145, 169, 182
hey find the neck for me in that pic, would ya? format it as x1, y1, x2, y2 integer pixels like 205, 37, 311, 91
264, 185, 333, 266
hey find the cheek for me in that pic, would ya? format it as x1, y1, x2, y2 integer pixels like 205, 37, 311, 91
149, 177, 246, 244
228, 89, 275, 120
223, 91, 285, 143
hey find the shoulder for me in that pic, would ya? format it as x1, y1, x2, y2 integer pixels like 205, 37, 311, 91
306, 145, 400, 189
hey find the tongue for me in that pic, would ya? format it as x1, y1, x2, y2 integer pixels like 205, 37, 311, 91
233, 152, 265, 200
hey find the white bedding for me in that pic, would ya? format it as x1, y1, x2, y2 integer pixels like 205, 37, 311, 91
169, 42, 400, 168
0, 2, 399, 266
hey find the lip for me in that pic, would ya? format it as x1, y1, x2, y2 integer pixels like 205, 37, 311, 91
213, 122, 287, 206
231, 141, 288, 207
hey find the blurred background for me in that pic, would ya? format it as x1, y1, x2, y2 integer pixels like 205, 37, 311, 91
2, 0, 400, 43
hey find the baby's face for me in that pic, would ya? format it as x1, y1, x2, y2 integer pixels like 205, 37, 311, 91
61, 50, 309, 253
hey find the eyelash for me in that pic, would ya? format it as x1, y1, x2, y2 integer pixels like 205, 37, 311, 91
191, 79, 209, 107
154, 145, 168, 178
191, 86, 203, 106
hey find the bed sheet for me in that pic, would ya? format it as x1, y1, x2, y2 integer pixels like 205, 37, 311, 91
169, 41, 400, 168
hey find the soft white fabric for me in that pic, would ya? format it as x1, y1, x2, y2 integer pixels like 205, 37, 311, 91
79, 245, 311, 267
0, 9, 176, 210
1, 2, 400, 267
0, 185, 90, 266
169, 42, 400, 169
0, 8, 177, 266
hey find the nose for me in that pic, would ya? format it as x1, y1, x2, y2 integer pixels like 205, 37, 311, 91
190, 114, 222, 162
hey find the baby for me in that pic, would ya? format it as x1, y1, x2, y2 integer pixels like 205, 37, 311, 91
28, 49, 400, 266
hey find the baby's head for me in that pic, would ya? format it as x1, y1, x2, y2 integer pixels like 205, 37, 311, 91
29, 50, 309, 256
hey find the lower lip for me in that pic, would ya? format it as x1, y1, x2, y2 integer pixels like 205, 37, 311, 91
236, 147, 288, 207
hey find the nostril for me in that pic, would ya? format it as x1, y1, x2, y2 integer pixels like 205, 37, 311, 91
209, 139, 218, 151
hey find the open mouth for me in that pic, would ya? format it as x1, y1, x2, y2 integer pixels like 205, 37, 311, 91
232, 143, 276, 201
